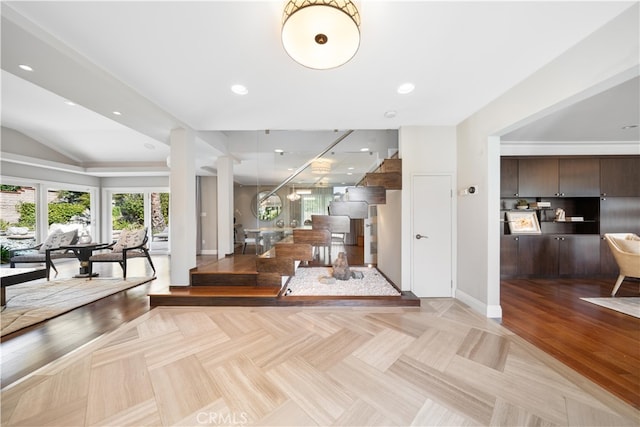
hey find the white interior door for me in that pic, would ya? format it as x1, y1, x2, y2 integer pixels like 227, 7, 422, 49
412, 174, 452, 297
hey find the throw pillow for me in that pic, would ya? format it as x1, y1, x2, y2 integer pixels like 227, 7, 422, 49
59, 229, 79, 246
112, 229, 146, 253
617, 237, 640, 255
38, 230, 63, 253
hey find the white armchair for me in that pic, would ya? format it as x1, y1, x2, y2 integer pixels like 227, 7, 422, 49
604, 233, 640, 296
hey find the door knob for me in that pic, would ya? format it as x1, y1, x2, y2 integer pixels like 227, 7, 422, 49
415, 234, 428, 240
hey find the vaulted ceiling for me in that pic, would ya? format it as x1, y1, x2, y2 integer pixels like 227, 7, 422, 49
1, 1, 637, 185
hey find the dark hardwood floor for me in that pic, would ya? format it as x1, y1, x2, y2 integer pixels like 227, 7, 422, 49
501, 277, 640, 409
2, 251, 638, 410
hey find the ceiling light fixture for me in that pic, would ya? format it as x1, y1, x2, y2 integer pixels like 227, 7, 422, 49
621, 124, 638, 130
18, 64, 33, 72
397, 82, 415, 94
311, 159, 331, 174
281, 0, 361, 70
64, 100, 76, 106
112, 111, 122, 116
287, 184, 301, 201
231, 84, 248, 95
384, 110, 397, 118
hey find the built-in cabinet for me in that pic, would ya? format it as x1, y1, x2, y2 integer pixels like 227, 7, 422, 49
500, 155, 640, 278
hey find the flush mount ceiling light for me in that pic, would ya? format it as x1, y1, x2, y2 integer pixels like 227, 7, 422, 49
282, 0, 361, 70
231, 84, 248, 95
397, 82, 415, 94
311, 159, 331, 174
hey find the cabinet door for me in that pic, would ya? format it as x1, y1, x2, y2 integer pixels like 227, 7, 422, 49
601, 157, 640, 196
600, 197, 640, 234
558, 158, 600, 196
600, 237, 619, 277
500, 235, 519, 277
517, 235, 558, 276
558, 235, 600, 276
500, 158, 519, 197
518, 158, 558, 197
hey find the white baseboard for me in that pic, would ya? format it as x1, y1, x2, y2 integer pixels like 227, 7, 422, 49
200, 250, 218, 255
455, 289, 502, 319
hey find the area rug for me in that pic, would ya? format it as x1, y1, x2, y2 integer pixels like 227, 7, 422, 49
581, 297, 640, 319
285, 267, 400, 296
1, 276, 153, 336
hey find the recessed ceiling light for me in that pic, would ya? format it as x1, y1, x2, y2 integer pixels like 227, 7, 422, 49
397, 82, 415, 94
348, 167, 354, 170
64, 100, 76, 106
621, 124, 638, 130
112, 111, 122, 116
360, 148, 369, 152
18, 64, 33, 72
384, 110, 397, 118
347, 172, 353, 176
231, 84, 248, 95
274, 149, 284, 153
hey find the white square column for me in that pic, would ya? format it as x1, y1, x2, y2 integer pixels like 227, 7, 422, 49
169, 128, 197, 286
216, 156, 234, 259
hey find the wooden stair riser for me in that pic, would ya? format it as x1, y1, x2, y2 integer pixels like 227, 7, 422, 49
190, 273, 257, 286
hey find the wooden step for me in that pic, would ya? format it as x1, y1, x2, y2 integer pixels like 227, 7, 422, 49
191, 272, 258, 286
363, 172, 402, 190
190, 254, 259, 286
379, 158, 402, 173
328, 201, 369, 218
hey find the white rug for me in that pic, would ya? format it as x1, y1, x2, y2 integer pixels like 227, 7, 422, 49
285, 267, 400, 296
1, 276, 153, 336
581, 297, 640, 319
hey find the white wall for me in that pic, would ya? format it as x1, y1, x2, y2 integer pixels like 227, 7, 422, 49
377, 189, 402, 287
399, 126, 457, 292
456, 4, 639, 317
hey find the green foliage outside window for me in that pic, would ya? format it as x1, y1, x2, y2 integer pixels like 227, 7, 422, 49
112, 193, 144, 230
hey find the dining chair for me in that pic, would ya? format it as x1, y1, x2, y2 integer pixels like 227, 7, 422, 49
242, 230, 263, 254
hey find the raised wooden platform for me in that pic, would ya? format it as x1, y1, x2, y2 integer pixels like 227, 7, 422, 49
149, 253, 420, 307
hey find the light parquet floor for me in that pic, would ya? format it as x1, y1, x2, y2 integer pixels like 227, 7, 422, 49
2, 300, 638, 426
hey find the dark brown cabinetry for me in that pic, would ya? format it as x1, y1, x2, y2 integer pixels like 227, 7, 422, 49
500, 158, 519, 197
500, 155, 639, 278
517, 157, 600, 197
601, 157, 640, 196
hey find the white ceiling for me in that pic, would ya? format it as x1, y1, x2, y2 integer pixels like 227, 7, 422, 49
1, 1, 638, 185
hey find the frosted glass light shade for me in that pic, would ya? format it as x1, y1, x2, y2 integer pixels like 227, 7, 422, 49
282, 0, 360, 70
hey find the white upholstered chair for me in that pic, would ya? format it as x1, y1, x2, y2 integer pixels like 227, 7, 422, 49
604, 233, 640, 296
242, 230, 263, 254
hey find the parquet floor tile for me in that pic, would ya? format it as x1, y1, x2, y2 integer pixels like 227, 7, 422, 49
2, 300, 638, 426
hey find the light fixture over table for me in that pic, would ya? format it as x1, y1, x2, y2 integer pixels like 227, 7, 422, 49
282, 0, 361, 70
311, 159, 332, 174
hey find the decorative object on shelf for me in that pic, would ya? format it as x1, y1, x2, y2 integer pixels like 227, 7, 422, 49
276, 219, 285, 228
529, 201, 551, 209
555, 208, 566, 221
516, 199, 529, 210
281, 0, 361, 70
290, 219, 299, 228
506, 211, 541, 234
